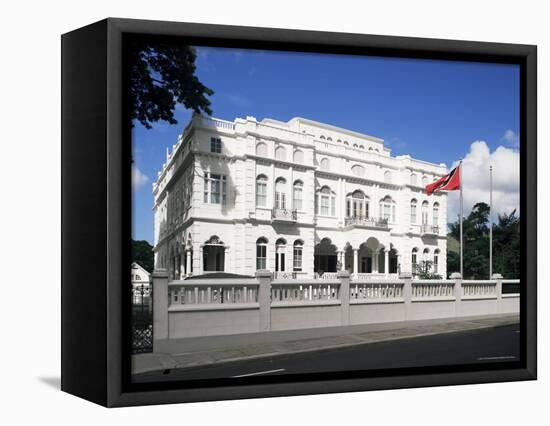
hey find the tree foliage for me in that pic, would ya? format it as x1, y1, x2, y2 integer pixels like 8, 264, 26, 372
131, 239, 154, 273
413, 260, 442, 279
447, 202, 520, 279
129, 42, 214, 129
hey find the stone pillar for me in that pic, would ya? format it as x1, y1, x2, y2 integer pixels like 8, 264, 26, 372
353, 249, 358, 276
492, 273, 503, 311
400, 271, 413, 320
338, 270, 351, 326
256, 270, 272, 332
371, 252, 376, 274
224, 246, 230, 273
198, 245, 203, 275
451, 272, 462, 317
337, 250, 344, 271
186, 249, 191, 275
152, 269, 169, 352
384, 250, 389, 278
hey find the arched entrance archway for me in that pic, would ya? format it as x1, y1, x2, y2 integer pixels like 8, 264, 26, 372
314, 238, 338, 275
203, 235, 225, 273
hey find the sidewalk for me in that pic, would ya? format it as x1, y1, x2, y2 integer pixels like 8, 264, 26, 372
132, 314, 519, 374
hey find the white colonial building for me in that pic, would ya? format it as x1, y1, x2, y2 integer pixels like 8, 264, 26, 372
153, 114, 448, 280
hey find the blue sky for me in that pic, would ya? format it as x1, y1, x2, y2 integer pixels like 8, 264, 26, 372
132, 46, 520, 244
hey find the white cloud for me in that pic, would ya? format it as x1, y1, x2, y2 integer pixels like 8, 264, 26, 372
501, 129, 519, 147
446, 141, 520, 225
132, 165, 150, 191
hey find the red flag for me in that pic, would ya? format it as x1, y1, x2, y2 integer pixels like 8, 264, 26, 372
425, 165, 460, 195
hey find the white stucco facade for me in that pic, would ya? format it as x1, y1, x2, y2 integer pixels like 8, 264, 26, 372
152, 114, 448, 280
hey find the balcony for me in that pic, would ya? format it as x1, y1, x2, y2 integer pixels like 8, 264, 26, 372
271, 208, 298, 222
420, 224, 440, 236
344, 216, 389, 230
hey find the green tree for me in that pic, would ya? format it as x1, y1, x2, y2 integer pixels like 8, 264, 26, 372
131, 239, 154, 272
447, 202, 520, 279
493, 210, 520, 278
129, 42, 214, 129
413, 260, 442, 279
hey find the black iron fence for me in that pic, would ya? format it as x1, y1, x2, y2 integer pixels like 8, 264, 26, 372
132, 284, 153, 354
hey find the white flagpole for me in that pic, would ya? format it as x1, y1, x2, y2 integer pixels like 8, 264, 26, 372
489, 165, 493, 278
459, 161, 463, 278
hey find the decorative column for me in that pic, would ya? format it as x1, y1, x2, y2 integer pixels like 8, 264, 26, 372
337, 250, 344, 271
384, 249, 389, 278
198, 245, 203, 275
186, 249, 192, 276
353, 249, 358, 276
400, 270, 413, 320
371, 252, 377, 274
224, 246, 230, 273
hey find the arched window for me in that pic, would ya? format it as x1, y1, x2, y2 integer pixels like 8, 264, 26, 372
275, 238, 287, 272
384, 170, 392, 183
346, 190, 369, 219
320, 158, 330, 171
410, 173, 417, 186
293, 240, 304, 272
422, 175, 429, 185
317, 186, 336, 216
320, 135, 326, 140
412, 247, 418, 269
353, 143, 358, 148
434, 249, 440, 273
293, 180, 303, 210
422, 201, 429, 225
256, 142, 267, 156
433, 202, 440, 227
423, 248, 430, 260
380, 195, 396, 223
275, 178, 287, 209
256, 175, 268, 207
375, 148, 380, 153
293, 150, 304, 163
337, 139, 342, 143
368, 147, 373, 151
275, 146, 286, 161
410, 199, 417, 224
343, 140, 349, 145
256, 237, 268, 270
351, 164, 365, 177
327, 137, 333, 141
359, 145, 365, 149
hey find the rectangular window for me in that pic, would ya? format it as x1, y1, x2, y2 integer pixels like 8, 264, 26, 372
320, 195, 330, 216
210, 137, 222, 153
411, 206, 417, 224
204, 173, 227, 204
293, 246, 303, 271
434, 255, 439, 273
256, 245, 266, 270
330, 197, 336, 217
256, 181, 267, 207
293, 187, 302, 210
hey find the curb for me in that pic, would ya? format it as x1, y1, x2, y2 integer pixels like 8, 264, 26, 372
133, 317, 519, 375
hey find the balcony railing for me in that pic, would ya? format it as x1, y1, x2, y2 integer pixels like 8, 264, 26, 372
344, 216, 389, 229
420, 224, 440, 236
271, 207, 298, 222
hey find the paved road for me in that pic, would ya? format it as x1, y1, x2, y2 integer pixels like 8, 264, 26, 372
134, 324, 520, 382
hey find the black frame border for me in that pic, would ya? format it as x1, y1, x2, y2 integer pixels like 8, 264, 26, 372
61, 17, 537, 407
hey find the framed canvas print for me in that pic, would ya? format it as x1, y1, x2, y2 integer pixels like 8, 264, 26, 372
61, 18, 537, 407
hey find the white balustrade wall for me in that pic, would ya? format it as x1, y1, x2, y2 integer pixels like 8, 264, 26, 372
152, 270, 520, 353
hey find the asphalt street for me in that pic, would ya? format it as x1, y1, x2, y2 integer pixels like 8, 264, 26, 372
133, 324, 520, 383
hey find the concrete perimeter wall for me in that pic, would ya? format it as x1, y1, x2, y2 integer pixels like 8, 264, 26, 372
152, 271, 520, 353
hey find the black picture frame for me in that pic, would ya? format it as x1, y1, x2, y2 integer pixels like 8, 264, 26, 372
61, 17, 537, 407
